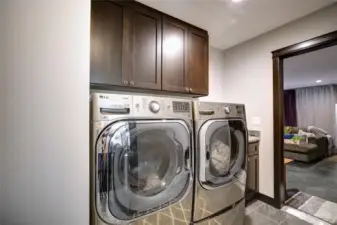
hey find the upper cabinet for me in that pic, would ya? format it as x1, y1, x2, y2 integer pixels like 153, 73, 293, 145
90, 1, 126, 86
124, 5, 162, 90
162, 17, 189, 93
187, 28, 209, 95
90, 0, 209, 96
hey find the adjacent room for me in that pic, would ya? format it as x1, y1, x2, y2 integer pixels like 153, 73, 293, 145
282, 44, 337, 220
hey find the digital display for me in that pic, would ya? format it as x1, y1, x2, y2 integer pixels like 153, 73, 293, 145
173, 101, 190, 112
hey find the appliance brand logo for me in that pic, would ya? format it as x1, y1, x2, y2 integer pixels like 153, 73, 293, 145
99, 95, 108, 99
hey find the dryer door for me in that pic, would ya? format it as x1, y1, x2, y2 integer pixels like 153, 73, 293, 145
199, 119, 247, 189
95, 119, 192, 224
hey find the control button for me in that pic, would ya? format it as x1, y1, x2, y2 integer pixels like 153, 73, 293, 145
236, 105, 243, 114
224, 106, 231, 114
149, 101, 160, 113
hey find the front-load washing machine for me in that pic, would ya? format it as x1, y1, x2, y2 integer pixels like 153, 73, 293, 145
90, 93, 194, 225
192, 101, 247, 225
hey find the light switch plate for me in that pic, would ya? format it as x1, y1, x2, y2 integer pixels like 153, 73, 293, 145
252, 117, 261, 126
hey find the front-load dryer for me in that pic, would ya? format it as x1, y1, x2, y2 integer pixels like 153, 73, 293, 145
192, 101, 247, 225
90, 93, 194, 225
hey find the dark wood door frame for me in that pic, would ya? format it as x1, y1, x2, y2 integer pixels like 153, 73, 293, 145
272, 30, 337, 209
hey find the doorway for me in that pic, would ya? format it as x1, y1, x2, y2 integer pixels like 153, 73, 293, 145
283, 45, 337, 203
272, 31, 337, 210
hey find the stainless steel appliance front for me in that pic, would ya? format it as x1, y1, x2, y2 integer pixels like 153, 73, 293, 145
90, 93, 194, 225
193, 101, 248, 223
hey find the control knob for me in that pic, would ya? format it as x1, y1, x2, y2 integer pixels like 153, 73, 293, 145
149, 101, 160, 113
224, 106, 231, 114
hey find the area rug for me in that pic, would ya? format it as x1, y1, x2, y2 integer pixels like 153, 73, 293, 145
286, 192, 337, 224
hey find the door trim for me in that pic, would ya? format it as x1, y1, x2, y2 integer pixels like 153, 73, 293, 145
272, 30, 337, 209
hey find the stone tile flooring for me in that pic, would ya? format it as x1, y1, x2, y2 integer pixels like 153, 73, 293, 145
246, 200, 331, 225
285, 192, 337, 224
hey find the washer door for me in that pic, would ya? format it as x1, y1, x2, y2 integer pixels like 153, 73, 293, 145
199, 119, 246, 189
95, 119, 192, 224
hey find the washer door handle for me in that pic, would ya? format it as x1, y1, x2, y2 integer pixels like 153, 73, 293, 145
184, 148, 191, 170
206, 145, 210, 160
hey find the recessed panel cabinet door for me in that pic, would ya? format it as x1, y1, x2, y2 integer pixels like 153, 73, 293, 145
162, 17, 189, 93
90, 1, 127, 86
247, 155, 259, 192
188, 29, 209, 95
124, 6, 162, 90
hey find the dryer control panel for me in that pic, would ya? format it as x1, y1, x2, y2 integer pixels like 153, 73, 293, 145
193, 101, 246, 121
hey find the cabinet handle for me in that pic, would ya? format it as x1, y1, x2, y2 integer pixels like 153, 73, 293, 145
190, 88, 193, 92
129, 81, 134, 85
123, 81, 128, 85
185, 87, 189, 92
248, 158, 250, 162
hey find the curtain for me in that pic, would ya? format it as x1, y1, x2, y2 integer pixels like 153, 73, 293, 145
296, 85, 337, 147
284, 90, 297, 126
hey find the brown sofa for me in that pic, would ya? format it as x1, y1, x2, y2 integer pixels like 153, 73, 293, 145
284, 127, 329, 162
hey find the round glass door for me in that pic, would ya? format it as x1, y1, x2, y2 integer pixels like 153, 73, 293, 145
199, 119, 246, 188
95, 120, 192, 223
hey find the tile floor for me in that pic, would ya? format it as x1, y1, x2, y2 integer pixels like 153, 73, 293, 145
246, 200, 331, 225
285, 191, 337, 224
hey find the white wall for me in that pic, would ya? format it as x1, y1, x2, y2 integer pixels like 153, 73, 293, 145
335, 104, 337, 148
204, 4, 337, 197
0, 0, 91, 224
201, 47, 227, 102
0, 1, 4, 220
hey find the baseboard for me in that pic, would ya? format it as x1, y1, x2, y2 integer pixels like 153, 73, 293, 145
257, 193, 280, 209
246, 191, 258, 203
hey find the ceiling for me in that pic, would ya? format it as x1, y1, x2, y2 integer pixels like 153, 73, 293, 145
136, 0, 335, 50
284, 45, 337, 90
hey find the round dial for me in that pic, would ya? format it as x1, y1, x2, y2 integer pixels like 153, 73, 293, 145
149, 101, 160, 113
224, 106, 231, 114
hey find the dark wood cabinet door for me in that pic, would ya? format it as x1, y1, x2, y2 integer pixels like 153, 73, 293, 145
90, 1, 127, 86
187, 28, 209, 95
124, 4, 162, 90
247, 155, 259, 192
162, 17, 189, 93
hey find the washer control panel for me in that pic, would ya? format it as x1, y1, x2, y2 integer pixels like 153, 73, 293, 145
133, 95, 192, 118
92, 93, 193, 120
